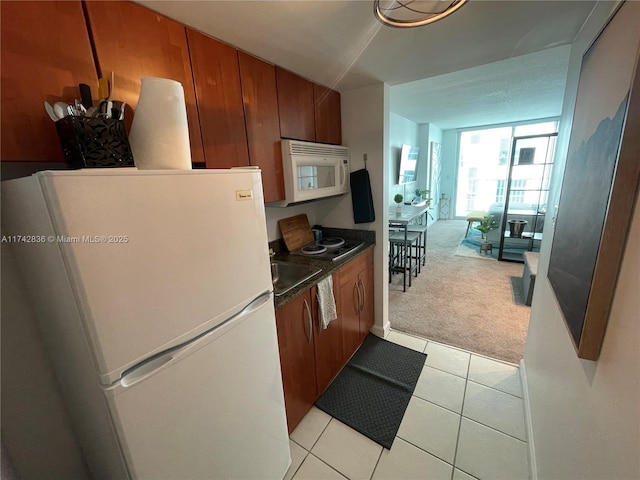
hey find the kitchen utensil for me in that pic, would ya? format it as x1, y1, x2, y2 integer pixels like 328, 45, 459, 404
98, 76, 109, 100
98, 100, 113, 118
79, 83, 93, 108
74, 99, 87, 116
278, 214, 315, 252
44, 101, 58, 122
53, 101, 70, 119
108, 71, 114, 100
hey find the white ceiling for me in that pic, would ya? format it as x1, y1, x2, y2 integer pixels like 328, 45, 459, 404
136, 0, 598, 129
390, 44, 572, 129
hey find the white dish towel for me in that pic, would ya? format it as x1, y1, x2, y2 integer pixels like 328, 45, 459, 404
317, 275, 337, 330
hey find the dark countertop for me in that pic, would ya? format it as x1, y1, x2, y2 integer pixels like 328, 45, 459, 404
270, 227, 376, 309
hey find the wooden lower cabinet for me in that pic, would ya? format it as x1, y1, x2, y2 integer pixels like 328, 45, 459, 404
275, 250, 374, 433
338, 249, 375, 361
358, 256, 375, 340
275, 279, 345, 433
275, 289, 317, 434
311, 280, 344, 396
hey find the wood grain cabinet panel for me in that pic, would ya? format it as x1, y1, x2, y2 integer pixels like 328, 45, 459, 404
275, 290, 317, 434
358, 253, 375, 340
312, 281, 344, 395
186, 29, 249, 168
0, 1, 97, 162
339, 259, 364, 362
84, 1, 204, 163
314, 85, 342, 145
338, 249, 374, 360
276, 67, 315, 142
238, 52, 284, 203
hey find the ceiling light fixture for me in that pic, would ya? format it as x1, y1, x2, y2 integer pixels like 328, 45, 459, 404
374, 0, 468, 28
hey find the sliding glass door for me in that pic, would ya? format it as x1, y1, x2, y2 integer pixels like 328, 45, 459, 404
456, 127, 511, 217
498, 133, 557, 262
455, 121, 558, 218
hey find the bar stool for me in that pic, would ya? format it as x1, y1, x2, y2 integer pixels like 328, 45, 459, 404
406, 224, 428, 272
389, 229, 420, 292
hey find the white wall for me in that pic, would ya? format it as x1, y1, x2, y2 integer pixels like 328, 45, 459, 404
264, 203, 321, 242
388, 112, 419, 205
332, 83, 390, 336
524, 2, 640, 479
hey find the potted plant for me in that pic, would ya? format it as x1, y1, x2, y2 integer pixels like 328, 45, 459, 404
414, 189, 431, 205
475, 215, 499, 242
394, 193, 403, 214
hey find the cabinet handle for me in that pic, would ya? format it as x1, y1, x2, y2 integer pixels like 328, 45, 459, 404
358, 278, 366, 310
303, 299, 313, 344
315, 292, 321, 333
353, 283, 360, 315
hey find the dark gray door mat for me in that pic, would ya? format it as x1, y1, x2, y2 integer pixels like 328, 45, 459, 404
315, 334, 426, 449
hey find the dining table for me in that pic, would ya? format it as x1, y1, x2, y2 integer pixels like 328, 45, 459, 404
388, 204, 430, 226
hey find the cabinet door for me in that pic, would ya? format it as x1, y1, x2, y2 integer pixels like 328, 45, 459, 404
314, 85, 342, 145
275, 291, 317, 433
1, 1, 97, 162
276, 67, 315, 142
312, 281, 344, 395
358, 251, 375, 340
186, 29, 249, 168
238, 52, 284, 203
84, 1, 204, 164
338, 261, 362, 362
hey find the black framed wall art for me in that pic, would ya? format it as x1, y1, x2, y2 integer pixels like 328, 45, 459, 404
548, 1, 640, 360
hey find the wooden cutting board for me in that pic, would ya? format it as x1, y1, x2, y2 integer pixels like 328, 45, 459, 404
278, 214, 315, 251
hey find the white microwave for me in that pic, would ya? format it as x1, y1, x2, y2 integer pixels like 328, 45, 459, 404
271, 139, 350, 207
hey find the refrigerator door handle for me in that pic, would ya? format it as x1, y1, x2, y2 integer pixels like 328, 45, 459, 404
119, 291, 273, 388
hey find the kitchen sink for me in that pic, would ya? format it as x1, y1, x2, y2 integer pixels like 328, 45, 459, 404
271, 260, 322, 297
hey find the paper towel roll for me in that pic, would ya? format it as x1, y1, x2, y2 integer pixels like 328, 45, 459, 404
129, 77, 192, 170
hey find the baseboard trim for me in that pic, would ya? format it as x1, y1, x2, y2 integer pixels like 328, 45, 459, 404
370, 321, 390, 338
520, 359, 538, 480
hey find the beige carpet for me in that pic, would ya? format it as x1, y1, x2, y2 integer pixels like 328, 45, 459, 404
389, 220, 530, 364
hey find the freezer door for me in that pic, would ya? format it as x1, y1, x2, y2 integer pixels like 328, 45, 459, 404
105, 296, 291, 479
37, 170, 273, 383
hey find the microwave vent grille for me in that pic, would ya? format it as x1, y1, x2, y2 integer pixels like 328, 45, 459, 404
287, 141, 348, 158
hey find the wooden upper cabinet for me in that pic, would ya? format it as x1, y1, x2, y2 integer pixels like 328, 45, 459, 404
314, 85, 342, 145
0, 1, 97, 162
186, 29, 249, 169
84, 1, 204, 164
238, 52, 284, 203
276, 67, 315, 142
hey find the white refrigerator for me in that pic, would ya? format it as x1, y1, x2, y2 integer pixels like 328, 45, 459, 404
1, 169, 291, 479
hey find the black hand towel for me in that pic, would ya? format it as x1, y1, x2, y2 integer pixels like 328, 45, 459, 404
350, 169, 375, 223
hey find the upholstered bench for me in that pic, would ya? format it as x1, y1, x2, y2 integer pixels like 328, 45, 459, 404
465, 210, 488, 237
522, 251, 540, 306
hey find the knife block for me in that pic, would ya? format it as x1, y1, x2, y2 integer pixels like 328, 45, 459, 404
55, 116, 134, 169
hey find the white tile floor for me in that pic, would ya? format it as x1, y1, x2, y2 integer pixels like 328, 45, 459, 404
286, 330, 530, 480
